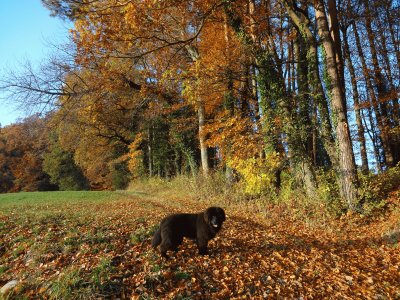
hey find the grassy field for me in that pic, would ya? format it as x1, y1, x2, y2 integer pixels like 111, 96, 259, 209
0, 191, 163, 299
0, 190, 399, 299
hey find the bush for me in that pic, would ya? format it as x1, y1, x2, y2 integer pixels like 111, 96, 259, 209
127, 163, 400, 221
315, 169, 345, 216
227, 152, 282, 196
43, 138, 89, 191
359, 163, 400, 213
111, 162, 131, 190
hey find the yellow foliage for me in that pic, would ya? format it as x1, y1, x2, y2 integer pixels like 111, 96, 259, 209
228, 152, 282, 195
126, 133, 144, 178
205, 113, 263, 162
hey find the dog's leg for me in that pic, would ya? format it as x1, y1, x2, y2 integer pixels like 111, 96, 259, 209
197, 239, 209, 255
175, 236, 183, 248
160, 244, 169, 259
151, 227, 162, 248
160, 236, 173, 259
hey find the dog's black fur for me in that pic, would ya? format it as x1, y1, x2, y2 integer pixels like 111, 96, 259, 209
151, 207, 226, 257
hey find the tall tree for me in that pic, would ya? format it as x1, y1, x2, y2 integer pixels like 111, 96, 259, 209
314, 0, 359, 209
342, 26, 369, 174
362, 0, 395, 166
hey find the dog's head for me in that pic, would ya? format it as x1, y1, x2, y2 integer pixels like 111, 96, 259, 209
204, 207, 226, 230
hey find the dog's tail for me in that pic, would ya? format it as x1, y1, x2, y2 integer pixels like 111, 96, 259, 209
151, 227, 161, 248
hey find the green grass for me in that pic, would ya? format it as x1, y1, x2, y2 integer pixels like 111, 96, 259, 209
0, 191, 121, 206
130, 225, 159, 245
0, 191, 128, 226
174, 271, 191, 280
0, 265, 10, 276
0, 191, 149, 299
47, 268, 89, 299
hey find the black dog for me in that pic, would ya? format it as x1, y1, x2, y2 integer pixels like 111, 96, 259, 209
151, 207, 226, 258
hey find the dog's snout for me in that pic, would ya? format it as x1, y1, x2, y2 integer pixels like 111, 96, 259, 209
211, 216, 219, 227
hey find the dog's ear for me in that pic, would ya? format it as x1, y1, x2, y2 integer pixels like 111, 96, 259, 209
218, 207, 226, 222
204, 208, 212, 224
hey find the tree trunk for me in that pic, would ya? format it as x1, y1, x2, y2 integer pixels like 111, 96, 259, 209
314, 0, 359, 209
362, 107, 383, 173
248, 0, 260, 121
342, 29, 369, 174
148, 127, 153, 177
363, 0, 395, 166
373, 3, 400, 126
293, 33, 317, 196
281, 0, 338, 168
225, 0, 284, 189
353, 22, 393, 167
327, 0, 346, 116
224, 13, 234, 184
186, 45, 210, 176
384, 3, 400, 78
198, 98, 209, 176
369, 1, 400, 164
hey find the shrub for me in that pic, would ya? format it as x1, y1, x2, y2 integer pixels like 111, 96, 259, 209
43, 138, 89, 191
111, 162, 131, 190
227, 152, 282, 196
315, 169, 345, 216
359, 163, 400, 213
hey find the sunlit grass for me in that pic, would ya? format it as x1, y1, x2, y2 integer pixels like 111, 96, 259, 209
0, 190, 121, 206
0, 190, 157, 298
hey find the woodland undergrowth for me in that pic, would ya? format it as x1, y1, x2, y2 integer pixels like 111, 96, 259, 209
128, 165, 400, 229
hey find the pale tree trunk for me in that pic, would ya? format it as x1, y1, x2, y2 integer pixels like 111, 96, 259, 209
224, 13, 234, 184
198, 99, 209, 176
248, 0, 260, 121
342, 29, 369, 174
186, 45, 209, 176
314, 0, 359, 209
327, 0, 346, 115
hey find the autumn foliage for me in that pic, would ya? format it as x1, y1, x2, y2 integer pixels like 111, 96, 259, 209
1, 1, 400, 298
0, 0, 399, 208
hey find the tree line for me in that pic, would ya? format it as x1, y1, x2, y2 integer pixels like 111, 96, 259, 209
0, 0, 399, 210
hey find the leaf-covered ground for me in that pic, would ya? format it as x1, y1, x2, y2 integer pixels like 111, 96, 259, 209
0, 190, 399, 299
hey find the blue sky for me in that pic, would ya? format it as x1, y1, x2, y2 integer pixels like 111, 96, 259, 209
0, 0, 70, 126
